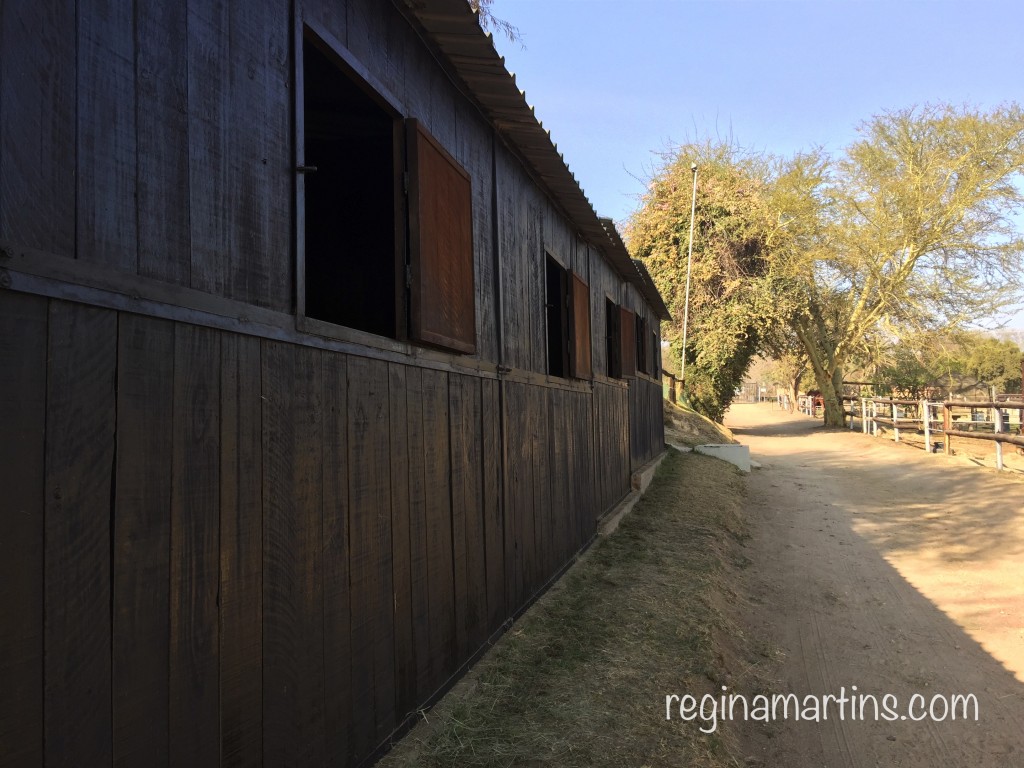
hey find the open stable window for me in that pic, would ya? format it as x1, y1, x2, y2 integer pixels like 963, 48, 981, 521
545, 255, 569, 377
545, 256, 592, 380
302, 37, 400, 337
605, 299, 622, 378
299, 30, 475, 355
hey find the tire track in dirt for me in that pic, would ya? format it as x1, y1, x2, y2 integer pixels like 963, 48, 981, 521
726, 404, 1024, 767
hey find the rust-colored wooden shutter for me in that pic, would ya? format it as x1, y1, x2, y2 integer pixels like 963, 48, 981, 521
569, 272, 592, 379
635, 316, 646, 375
620, 307, 636, 377
407, 119, 475, 354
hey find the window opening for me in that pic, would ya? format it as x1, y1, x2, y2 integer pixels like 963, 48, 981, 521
302, 38, 397, 337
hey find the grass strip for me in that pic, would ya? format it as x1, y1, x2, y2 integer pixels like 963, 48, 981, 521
382, 449, 756, 768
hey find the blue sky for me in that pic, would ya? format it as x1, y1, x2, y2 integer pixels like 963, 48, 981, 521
490, 0, 1024, 325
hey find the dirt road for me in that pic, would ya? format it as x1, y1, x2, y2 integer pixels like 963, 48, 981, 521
724, 403, 1024, 767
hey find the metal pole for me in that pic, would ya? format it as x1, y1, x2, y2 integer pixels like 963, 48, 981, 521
680, 163, 698, 385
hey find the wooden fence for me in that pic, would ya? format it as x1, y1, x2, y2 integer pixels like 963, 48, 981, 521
842, 396, 1024, 472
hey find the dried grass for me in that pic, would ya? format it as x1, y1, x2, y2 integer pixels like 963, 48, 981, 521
382, 449, 760, 768
664, 400, 738, 448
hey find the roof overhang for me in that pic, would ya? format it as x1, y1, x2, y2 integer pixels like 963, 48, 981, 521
399, 0, 672, 319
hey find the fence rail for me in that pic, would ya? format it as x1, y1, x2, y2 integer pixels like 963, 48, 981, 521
841, 396, 1024, 471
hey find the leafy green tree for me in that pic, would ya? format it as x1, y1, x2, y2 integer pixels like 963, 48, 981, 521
874, 331, 1022, 397
625, 141, 777, 420
783, 104, 1024, 425
962, 334, 1023, 393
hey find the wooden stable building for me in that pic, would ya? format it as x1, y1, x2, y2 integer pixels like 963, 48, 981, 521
0, 0, 670, 765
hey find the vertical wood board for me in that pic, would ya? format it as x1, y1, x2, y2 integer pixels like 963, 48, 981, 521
77, 0, 138, 271
169, 324, 222, 768
0, 3, 76, 253
112, 314, 174, 767
0, 293, 47, 767
219, 334, 264, 767
44, 302, 117, 766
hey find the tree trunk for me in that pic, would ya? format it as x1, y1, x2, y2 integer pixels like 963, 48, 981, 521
821, 366, 846, 427
810, 362, 846, 427
786, 375, 799, 413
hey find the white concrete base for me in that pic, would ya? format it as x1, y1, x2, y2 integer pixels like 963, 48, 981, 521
695, 443, 752, 472
598, 450, 669, 537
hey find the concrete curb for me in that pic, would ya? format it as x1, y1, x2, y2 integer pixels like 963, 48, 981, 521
598, 449, 670, 537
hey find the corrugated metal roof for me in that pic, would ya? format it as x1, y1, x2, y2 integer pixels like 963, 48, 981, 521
400, 0, 671, 321
631, 259, 673, 321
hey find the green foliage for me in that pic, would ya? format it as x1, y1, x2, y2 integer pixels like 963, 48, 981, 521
630, 104, 1024, 426
792, 104, 1024, 423
872, 332, 1022, 397
625, 141, 779, 421
962, 335, 1023, 393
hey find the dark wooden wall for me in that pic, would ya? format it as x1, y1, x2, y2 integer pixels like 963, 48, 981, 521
630, 377, 667, 471
0, 291, 642, 768
0, 0, 293, 311
0, 1, 668, 766
0, 0, 662, 375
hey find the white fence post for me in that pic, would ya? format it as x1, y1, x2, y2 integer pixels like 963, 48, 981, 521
892, 401, 900, 442
995, 406, 1004, 471
861, 398, 868, 434
922, 400, 930, 452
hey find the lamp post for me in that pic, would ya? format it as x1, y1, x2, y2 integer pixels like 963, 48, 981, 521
680, 163, 698, 386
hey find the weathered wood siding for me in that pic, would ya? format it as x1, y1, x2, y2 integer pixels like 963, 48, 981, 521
0, 1, 667, 766
0, 0, 292, 311
0, 291, 648, 767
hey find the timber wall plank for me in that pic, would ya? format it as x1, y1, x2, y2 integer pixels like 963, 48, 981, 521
0, 3, 76, 254
481, 378, 506, 633
43, 302, 117, 766
347, 356, 395, 759
404, 368, 435, 703
0, 293, 47, 767
451, 374, 488, 655
262, 342, 328, 765
112, 315, 174, 767
169, 325, 222, 768
76, 0, 137, 272
136, 0, 191, 285
421, 369, 456, 693
187, 0, 231, 299
219, 334, 264, 767
322, 352, 351, 764
226, 0, 292, 311
389, 363, 417, 720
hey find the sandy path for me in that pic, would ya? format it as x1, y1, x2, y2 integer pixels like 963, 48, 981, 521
724, 403, 1024, 767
